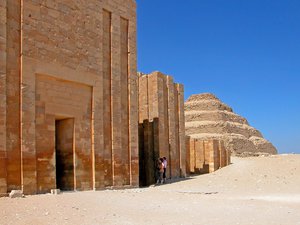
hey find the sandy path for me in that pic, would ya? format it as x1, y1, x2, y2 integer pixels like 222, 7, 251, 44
1, 155, 300, 225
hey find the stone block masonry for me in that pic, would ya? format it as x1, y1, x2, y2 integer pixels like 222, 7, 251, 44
0, 0, 7, 196
138, 72, 186, 180
185, 93, 277, 156
186, 137, 230, 175
0, 0, 138, 195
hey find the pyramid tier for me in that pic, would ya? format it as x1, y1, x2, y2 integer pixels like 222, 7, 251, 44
185, 110, 248, 125
185, 100, 233, 112
186, 93, 221, 102
249, 136, 277, 154
185, 121, 263, 138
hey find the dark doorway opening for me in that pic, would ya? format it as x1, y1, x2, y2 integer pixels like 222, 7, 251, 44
138, 118, 159, 187
55, 118, 75, 191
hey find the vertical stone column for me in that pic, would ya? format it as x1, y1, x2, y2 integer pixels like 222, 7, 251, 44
227, 149, 231, 165
162, 75, 169, 175
94, 86, 105, 189
177, 84, 186, 177
174, 84, 180, 177
200, 140, 206, 173
138, 122, 144, 186
185, 137, 190, 174
93, 9, 105, 190
214, 140, 220, 170
128, 13, 138, 187
0, 0, 7, 195
21, 58, 37, 194
111, 14, 122, 186
138, 75, 148, 124
148, 73, 159, 119
167, 76, 179, 178
219, 140, 226, 168
102, 9, 113, 187
6, 0, 22, 192
153, 118, 160, 166
156, 73, 169, 160
189, 138, 195, 173
206, 140, 220, 173
194, 140, 205, 172
120, 17, 130, 185
205, 141, 213, 173
203, 140, 210, 173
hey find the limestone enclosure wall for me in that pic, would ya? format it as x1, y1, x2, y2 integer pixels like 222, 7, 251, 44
138, 72, 186, 178
0, 0, 138, 195
185, 137, 230, 174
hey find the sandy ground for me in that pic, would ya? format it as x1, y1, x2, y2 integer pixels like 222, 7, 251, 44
1, 154, 300, 225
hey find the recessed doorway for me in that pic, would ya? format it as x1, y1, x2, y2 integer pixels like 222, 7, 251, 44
55, 118, 75, 191
138, 118, 159, 187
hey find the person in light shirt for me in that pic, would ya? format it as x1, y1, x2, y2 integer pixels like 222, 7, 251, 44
162, 157, 167, 183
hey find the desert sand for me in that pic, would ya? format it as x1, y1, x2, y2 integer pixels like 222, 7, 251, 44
1, 154, 300, 225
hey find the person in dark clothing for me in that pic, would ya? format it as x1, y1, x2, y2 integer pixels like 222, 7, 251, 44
156, 158, 164, 184
162, 157, 167, 183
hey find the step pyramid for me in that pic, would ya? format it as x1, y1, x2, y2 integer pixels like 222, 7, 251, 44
185, 93, 277, 156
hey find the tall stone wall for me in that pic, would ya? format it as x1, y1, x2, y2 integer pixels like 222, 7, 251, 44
138, 72, 186, 178
0, 0, 138, 195
186, 137, 230, 175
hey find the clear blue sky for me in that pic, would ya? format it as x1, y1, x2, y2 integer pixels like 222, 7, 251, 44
136, 0, 300, 154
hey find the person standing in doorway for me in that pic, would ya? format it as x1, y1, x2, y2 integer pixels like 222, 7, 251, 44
163, 157, 167, 183
156, 158, 164, 184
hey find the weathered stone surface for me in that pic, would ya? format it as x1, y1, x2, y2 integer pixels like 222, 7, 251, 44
186, 138, 230, 174
177, 84, 186, 177
0, 0, 138, 195
6, 0, 22, 193
185, 93, 277, 156
0, 0, 7, 195
138, 72, 186, 180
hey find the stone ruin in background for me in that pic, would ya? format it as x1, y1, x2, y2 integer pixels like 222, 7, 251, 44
185, 93, 277, 158
185, 138, 231, 175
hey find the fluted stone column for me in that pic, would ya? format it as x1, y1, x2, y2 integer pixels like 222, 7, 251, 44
7, 0, 22, 193
0, 0, 7, 196
177, 84, 186, 177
